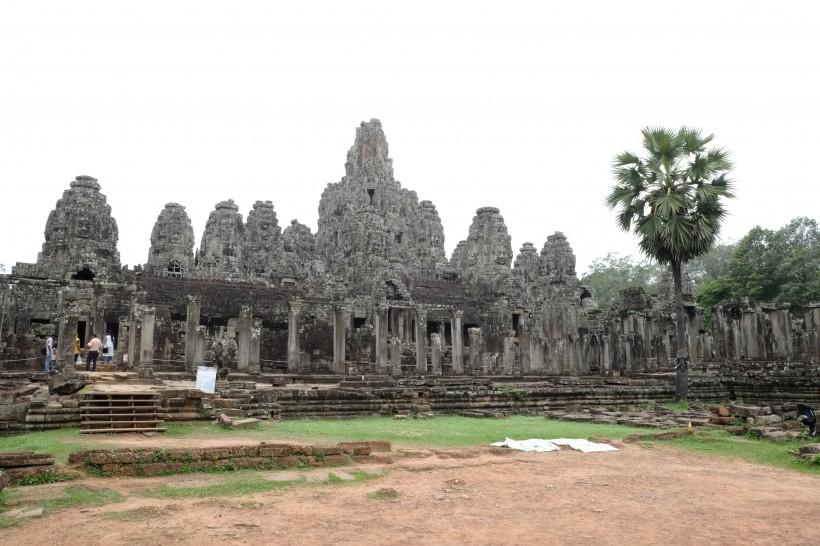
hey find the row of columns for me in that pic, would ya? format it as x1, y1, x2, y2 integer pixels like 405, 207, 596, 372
178, 296, 474, 375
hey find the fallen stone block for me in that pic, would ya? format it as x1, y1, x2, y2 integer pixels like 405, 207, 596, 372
754, 414, 782, 425
728, 404, 761, 418
799, 443, 820, 455
218, 413, 234, 427
231, 418, 260, 428
259, 444, 293, 457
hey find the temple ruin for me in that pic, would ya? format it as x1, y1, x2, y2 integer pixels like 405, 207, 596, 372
1, 119, 819, 429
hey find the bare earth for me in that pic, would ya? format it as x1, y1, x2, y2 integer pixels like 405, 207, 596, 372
2, 438, 819, 546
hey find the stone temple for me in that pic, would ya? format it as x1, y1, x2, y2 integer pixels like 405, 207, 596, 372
1, 120, 819, 408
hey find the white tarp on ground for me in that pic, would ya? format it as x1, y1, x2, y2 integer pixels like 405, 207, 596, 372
491, 438, 619, 453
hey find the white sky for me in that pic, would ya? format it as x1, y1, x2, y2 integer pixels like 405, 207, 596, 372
1, 1, 818, 275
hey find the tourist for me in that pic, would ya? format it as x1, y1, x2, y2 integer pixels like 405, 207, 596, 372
50, 337, 58, 369
74, 335, 81, 366
44, 335, 54, 371
102, 330, 115, 363
86, 333, 102, 371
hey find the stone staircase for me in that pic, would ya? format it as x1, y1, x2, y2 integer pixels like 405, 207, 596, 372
80, 392, 166, 433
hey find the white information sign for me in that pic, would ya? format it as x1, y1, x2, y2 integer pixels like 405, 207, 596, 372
196, 365, 217, 394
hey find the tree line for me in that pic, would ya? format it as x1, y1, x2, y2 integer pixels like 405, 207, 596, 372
582, 216, 820, 314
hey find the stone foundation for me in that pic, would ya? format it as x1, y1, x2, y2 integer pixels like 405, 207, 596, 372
69, 440, 391, 477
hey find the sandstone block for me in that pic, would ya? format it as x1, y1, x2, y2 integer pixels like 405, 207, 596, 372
728, 404, 761, 417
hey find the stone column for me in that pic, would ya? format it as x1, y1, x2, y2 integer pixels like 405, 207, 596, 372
127, 302, 142, 370
519, 313, 531, 374
396, 309, 405, 341
374, 305, 389, 373
390, 335, 402, 377
502, 331, 516, 374
468, 327, 481, 374
237, 306, 252, 371
333, 304, 349, 375
740, 306, 759, 358
185, 296, 201, 372
93, 306, 105, 342
249, 322, 261, 374
139, 307, 156, 370
287, 299, 302, 373
772, 304, 792, 358
431, 333, 442, 374
58, 310, 78, 370
451, 311, 463, 374
805, 303, 820, 360
415, 308, 427, 373
194, 325, 207, 367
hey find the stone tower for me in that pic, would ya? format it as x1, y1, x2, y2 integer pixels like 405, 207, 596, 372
539, 232, 576, 283
277, 219, 317, 283
243, 200, 281, 279
36, 175, 121, 281
145, 203, 195, 277
198, 200, 245, 279
452, 207, 513, 293
315, 119, 447, 286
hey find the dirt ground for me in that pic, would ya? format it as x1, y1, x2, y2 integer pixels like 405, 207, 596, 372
2, 436, 819, 546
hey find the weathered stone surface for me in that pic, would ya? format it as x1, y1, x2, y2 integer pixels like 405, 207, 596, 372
145, 203, 195, 278
26, 175, 121, 281
199, 200, 245, 279
48, 367, 85, 396
243, 200, 281, 280
4, 118, 820, 403
451, 207, 512, 294
231, 418, 260, 428
729, 404, 762, 418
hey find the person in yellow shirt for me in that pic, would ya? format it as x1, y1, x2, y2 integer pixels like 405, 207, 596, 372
74, 336, 81, 366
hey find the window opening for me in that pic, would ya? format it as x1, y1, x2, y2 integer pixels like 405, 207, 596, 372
167, 260, 182, 278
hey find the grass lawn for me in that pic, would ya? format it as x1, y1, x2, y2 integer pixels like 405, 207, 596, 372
0, 415, 817, 474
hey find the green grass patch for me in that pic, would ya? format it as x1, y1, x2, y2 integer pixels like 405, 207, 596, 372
644, 427, 820, 474
10, 470, 79, 486
143, 471, 300, 499
40, 484, 124, 512
160, 416, 650, 448
142, 467, 382, 499
0, 484, 124, 528
0, 427, 120, 464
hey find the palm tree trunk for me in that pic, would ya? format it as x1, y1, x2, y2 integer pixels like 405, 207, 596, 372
672, 261, 690, 401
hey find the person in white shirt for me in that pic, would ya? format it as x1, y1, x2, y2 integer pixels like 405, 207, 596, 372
102, 331, 115, 363
44, 335, 54, 371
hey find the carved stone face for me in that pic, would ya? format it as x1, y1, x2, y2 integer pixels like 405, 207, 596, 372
76, 216, 92, 239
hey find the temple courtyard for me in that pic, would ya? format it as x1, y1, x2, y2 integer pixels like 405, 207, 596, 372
1, 431, 819, 546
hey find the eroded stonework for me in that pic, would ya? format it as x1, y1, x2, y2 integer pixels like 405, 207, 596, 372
34, 176, 121, 281
199, 200, 245, 279
3, 119, 819, 380
146, 203, 195, 278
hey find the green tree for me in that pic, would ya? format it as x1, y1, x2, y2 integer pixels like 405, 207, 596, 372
686, 241, 735, 285
581, 253, 666, 309
727, 217, 820, 308
607, 126, 734, 400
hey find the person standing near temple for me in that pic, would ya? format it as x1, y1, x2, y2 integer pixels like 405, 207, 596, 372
44, 335, 54, 371
74, 335, 81, 366
86, 333, 102, 372
102, 330, 115, 364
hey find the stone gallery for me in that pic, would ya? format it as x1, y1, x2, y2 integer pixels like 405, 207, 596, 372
1, 120, 819, 390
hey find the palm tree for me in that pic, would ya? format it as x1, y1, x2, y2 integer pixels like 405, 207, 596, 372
607, 127, 734, 400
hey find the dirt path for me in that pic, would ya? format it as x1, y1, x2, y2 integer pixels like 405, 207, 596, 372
2, 442, 819, 546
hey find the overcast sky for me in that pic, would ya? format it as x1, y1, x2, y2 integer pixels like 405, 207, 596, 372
1, 1, 818, 275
